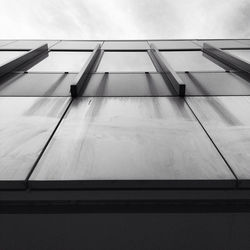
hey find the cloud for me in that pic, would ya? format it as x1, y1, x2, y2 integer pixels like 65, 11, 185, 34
0, 0, 249, 39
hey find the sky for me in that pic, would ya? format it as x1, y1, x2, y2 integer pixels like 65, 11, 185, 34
0, 0, 250, 40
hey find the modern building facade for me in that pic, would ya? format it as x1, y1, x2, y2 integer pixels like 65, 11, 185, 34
1, 39, 250, 249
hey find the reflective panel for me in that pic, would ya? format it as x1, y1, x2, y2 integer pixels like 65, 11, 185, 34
161, 51, 225, 72
83, 73, 175, 96
238, 40, 250, 47
0, 73, 76, 96
149, 40, 200, 50
29, 97, 234, 189
0, 40, 15, 48
102, 41, 149, 50
0, 51, 26, 65
0, 97, 70, 189
28, 51, 92, 72
0, 40, 58, 50
224, 50, 250, 63
196, 40, 247, 49
187, 96, 250, 188
97, 52, 156, 72
51, 41, 101, 50
179, 72, 250, 96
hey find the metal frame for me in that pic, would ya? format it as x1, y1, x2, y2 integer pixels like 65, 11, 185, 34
203, 43, 250, 74
149, 43, 186, 97
0, 43, 48, 78
70, 44, 101, 97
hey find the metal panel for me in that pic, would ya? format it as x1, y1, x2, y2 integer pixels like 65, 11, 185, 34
0, 97, 70, 189
0, 40, 58, 50
83, 73, 176, 96
51, 41, 101, 50
97, 52, 156, 72
0, 73, 76, 96
179, 72, 250, 96
149, 40, 200, 50
29, 97, 235, 189
187, 96, 250, 188
102, 41, 149, 50
0, 40, 15, 48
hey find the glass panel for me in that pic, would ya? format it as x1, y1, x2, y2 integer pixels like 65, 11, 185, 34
161, 51, 225, 72
149, 40, 200, 50
29, 97, 233, 189
0, 40, 15, 48
196, 40, 247, 49
0, 51, 25, 65
28, 51, 92, 72
102, 41, 149, 50
238, 40, 250, 47
83, 73, 175, 96
1, 40, 58, 50
187, 96, 250, 187
0, 97, 70, 189
97, 52, 156, 72
51, 41, 101, 50
225, 50, 250, 63
179, 72, 250, 96
0, 73, 76, 96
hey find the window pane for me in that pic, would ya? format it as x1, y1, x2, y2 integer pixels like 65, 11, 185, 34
238, 40, 250, 47
149, 40, 200, 50
83, 73, 175, 96
1, 40, 58, 50
102, 41, 149, 50
161, 51, 225, 72
51, 41, 101, 50
179, 72, 250, 96
196, 40, 247, 49
28, 52, 91, 72
225, 50, 250, 63
0, 73, 76, 96
0, 40, 15, 48
0, 51, 25, 65
97, 52, 156, 72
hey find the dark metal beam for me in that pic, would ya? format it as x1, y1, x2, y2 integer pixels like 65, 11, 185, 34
0, 44, 48, 78
149, 43, 186, 97
70, 44, 102, 97
203, 43, 250, 74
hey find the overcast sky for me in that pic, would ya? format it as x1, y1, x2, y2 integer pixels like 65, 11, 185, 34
0, 0, 250, 40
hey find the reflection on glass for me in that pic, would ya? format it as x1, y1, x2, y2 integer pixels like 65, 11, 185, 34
149, 40, 200, 50
196, 40, 245, 48
51, 41, 100, 50
97, 52, 156, 72
162, 51, 224, 72
1, 40, 58, 50
102, 41, 149, 50
28, 52, 92, 72
225, 50, 250, 63
0, 51, 25, 65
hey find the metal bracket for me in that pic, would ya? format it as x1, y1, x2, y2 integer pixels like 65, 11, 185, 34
203, 43, 250, 74
149, 43, 185, 97
70, 44, 102, 98
0, 43, 48, 78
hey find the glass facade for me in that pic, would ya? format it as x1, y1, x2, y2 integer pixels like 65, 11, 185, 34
28, 51, 92, 72
161, 51, 225, 72
1, 39, 250, 191
0, 51, 26, 65
97, 52, 156, 72
0, 40, 58, 50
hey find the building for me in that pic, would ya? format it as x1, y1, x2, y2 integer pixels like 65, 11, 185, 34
1, 39, 250, 249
